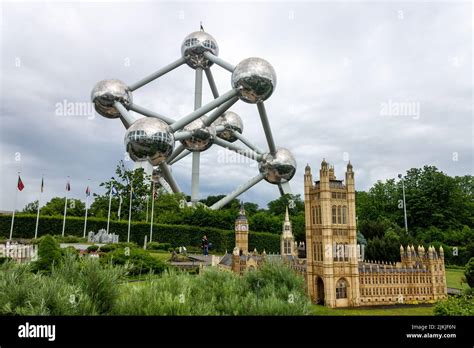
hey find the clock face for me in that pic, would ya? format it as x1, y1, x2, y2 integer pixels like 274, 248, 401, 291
241, 225, 248, 231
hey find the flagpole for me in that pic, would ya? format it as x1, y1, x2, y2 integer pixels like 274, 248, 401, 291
62, 176, 69, 237
127, 184, 133, 243
34, 175, 43, 239
9, 172, 20, 241
145, 194, 149, 222
117, 195, 122, 222
106, 183, 113, 234
149, 181, 155, 243
83, 179, 90, 238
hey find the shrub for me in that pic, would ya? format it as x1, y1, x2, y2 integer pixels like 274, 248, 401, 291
99, 244, 119, 253
147, 242, 171, 251
434, 292, 474, 316
0, 255, 123, 315
114, 261, 310, 315
0, 215, 280, 253
102, 247, 166, 275
34, 235, 62, 272
464, 257, 474, 288
56, 235, 87, 243
62, 246, 79, 256
0, 257, 12, 264
53, 254, 124, 314
87, 245, 99, 252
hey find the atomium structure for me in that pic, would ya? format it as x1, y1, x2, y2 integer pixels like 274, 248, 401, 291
91, 29, 296, 210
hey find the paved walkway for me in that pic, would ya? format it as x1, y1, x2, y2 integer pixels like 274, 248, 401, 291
169, 254, 216, 268
447, 287, 462, 295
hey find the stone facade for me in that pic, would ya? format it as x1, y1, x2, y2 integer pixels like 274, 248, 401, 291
304, 160, 447, 307
281, 207, 297, 257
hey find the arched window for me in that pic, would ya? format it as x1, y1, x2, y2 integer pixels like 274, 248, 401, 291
284, 240, 291, 254
342, 206, 347, 224
337, 206, 342, 224
332, 206, 337, 224
318, 206, 322, 224
336, 279, 348, 299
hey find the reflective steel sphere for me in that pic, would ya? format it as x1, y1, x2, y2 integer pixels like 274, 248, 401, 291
91, 79, 132, 118
213, 111, 243, 143
181, 31, 219, 69
180, 116, 216, 152
124, 118, 174, 166
258, 148, 296, 184
231, 58, 276, 103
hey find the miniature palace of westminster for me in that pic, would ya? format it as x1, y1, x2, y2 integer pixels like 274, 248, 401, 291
219, 159, 447, 308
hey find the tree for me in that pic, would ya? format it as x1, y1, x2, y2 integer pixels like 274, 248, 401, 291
40, 197, 85, 217
90, 161, 154, 221
34, 235, 62, 272
267, 194, 304, 216
249, 212, 281, 234
465, 258, 474, 288
22, 201, 38, 214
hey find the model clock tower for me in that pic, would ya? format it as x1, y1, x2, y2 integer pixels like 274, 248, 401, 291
235, 203, 249, 255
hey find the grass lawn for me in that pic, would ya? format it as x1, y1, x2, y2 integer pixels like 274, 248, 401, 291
446, 267, 468, 290
148, 251, 171, 262
311, 304, 434, 316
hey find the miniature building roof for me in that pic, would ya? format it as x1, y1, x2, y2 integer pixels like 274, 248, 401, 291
219, 253, 232, 266
236, 202, 247, 221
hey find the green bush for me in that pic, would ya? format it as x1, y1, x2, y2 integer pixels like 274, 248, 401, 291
434, 292, 474, 316
0, 257, 309, 315
87, 245, 99, 252
147, 242, 171, 251
464, 257, 474, 288
102, 247, 166, 275
114, 261, 310, 315
0, 215, 280, 253
99, 244, 119, 253
0, 257, 12, 264
61, 246, 79, 256
56, 235, 87, 243
55, 254, 124, 314
34, 235, 62, 272
0, 255, 124, 315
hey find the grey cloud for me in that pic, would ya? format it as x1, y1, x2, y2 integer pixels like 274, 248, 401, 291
0, 1, 471, 211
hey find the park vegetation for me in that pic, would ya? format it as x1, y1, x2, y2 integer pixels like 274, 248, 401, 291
15, 163, 473, 267
0, 244, 309, 316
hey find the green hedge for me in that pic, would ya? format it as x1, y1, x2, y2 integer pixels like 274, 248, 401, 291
0, 214, 280, 253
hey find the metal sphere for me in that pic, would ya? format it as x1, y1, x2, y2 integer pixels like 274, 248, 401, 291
231, 57, 276, 103
124, 118, 174, 166
151, 166, 162, 183
91, 79, 132, 118
213, 111, 243, 143
181, 31, 219, 69
180, 116, 216, 152
258, 148, 296, 184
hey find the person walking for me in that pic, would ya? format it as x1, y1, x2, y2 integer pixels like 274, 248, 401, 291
201, 235, 209, 256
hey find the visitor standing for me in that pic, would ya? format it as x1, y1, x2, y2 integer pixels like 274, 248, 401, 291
201, 235, 209, 256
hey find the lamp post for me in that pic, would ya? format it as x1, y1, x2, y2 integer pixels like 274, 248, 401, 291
398, 174, 408, 234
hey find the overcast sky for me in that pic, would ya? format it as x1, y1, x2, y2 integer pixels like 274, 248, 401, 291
0, 1, 472, 211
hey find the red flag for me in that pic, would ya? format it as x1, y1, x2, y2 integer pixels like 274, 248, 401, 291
17, 176, 24, 191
